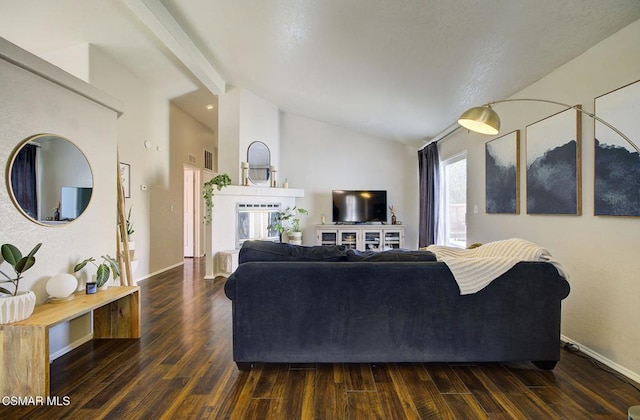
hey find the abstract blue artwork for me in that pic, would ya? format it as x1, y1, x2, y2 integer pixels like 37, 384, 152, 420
486, 130, 520, 214
525, 108, 581, 215
594, 79, 640, 217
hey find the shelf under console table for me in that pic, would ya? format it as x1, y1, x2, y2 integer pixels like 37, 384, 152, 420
0, 286, 140, 398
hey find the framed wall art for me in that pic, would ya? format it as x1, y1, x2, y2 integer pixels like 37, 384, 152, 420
486, 130, 520, 214
525, 107, 581, 215
594, 79, 640, 217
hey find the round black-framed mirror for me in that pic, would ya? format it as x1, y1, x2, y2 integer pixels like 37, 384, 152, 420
6, 134, 93, 226
247, 141, 271, 185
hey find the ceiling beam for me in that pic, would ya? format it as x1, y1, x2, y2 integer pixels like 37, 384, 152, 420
123, 0, 226, 95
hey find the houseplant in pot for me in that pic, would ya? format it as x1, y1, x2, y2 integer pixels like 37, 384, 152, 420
269, 206, 308, 245
0, 242, 41, 324
74, 255, 120, 293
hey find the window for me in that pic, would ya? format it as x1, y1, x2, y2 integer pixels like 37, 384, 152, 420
441, 153, 467, 247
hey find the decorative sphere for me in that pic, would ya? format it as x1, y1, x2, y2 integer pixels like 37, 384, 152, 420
46, 273, 78, 298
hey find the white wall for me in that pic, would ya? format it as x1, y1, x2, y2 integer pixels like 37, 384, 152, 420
239, 89, 281, 179
170, 103, 217, 255
280, 112, 419, 248
87, 46, 186, 279
218, 87, 281, 185
0, 42, 119, 357
440, 19, 640, 380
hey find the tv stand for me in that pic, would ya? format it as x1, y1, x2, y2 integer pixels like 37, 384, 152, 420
316, 224, 404, 251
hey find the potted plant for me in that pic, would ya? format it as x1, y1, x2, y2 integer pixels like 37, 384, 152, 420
126, 206, 135, 240
269, 206, 308, 245
203, 173, 232, 224
123, 207, 138, 272
74, 255, 120, 293
0, 242, 41, 324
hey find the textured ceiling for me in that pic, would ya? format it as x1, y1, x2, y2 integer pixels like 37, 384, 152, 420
1, 0, 640, 143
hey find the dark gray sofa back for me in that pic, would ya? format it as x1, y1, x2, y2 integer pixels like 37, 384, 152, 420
238, 240, 349, 263
237, 240, 437, 264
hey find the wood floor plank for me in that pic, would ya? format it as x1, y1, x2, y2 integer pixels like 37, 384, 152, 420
441, 393, 488, 419
207, 362, 260, 418
314, 363, 347, 419
426, 362, 470, 394
452, 365, 516, 416
346, 391, 385, 420
344, 363, 376, 391
3, 258, 639, 419
372, 363, 420, 420
273, 368, 315, 419
397, 363, 456, 419
252, 363, 290, 398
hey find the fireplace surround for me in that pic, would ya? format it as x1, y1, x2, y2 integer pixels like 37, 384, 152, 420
205, 185, 304, 278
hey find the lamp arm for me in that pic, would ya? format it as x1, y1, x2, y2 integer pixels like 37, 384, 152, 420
486, 98, 640, 154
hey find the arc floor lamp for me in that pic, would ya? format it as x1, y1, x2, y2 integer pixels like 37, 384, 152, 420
457, 98, 640, 154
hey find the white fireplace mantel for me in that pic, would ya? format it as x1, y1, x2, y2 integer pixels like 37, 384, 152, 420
216, 185, 304, 198
205, 185, 305, 279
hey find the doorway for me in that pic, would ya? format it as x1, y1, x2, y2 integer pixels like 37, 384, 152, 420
183, 166, 201, 257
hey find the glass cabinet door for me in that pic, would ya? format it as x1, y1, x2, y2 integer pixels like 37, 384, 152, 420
383, 230, 402, 249
338, 231, 359, 249
363, 230, 382, 251
318, 230, 338, 246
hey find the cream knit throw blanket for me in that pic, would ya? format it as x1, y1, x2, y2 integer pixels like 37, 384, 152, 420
426, 238, 568, 295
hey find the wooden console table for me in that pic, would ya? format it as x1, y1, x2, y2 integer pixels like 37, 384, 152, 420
0, 286, 140, 397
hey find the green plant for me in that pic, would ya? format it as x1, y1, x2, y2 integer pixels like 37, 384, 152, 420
0, 243, 42, 296
74, 255, 120, 288
269, 206, 308, 234
126, 207, 135, 239
203, 173, 232, 224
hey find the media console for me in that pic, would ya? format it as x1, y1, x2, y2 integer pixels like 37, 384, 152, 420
316, 224, 405, 251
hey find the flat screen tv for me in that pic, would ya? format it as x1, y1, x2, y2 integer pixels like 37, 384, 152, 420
332, 190, 387, 223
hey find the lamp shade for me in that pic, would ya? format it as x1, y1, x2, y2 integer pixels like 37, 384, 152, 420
458, 105, 501, 135
46, 273, 78, 299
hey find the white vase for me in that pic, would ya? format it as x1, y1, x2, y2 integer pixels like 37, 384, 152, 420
288, 232, 302, 245
0, 291, 36, 324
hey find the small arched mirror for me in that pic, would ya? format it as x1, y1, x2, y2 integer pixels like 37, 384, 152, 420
7, 134, 93, 226
247, 141, 271, 185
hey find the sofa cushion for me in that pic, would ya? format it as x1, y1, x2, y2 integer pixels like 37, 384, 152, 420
346, 249, 437, 262
239, 240, 348, 263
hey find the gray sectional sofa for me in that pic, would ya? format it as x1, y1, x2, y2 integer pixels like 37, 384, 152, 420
224, 241, 570, 371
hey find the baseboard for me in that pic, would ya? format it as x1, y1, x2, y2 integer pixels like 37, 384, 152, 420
133, 261, 184, 283
50, 333, 93, 361
561, 334, 640, 385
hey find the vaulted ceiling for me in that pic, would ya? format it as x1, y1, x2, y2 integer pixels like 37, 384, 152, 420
1, 1, 639, 144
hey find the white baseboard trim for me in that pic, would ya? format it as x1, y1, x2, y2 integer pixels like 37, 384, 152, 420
50, 334, 93, 361
134, 261, 184, 283
561, 334, 640, 385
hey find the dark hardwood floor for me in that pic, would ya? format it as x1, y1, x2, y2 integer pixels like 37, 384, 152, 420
2, 258, 639, 419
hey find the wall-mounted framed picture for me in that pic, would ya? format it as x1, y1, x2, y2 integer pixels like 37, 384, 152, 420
594, 79, 640, 217
525, 107, 582, 215
119, 162, 131, 198
486, 130, 520, 214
